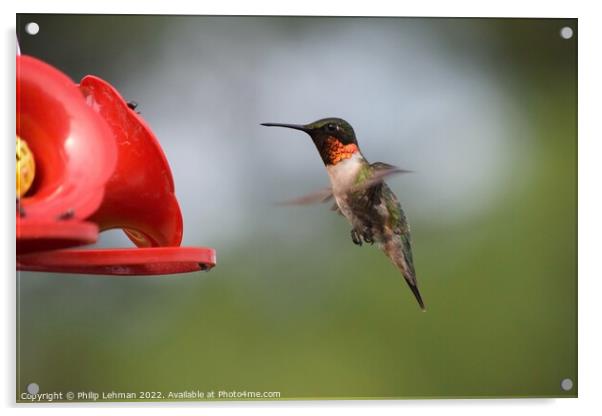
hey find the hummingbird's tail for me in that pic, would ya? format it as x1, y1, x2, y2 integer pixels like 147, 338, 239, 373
405, 278, 425, 311
382, 235, 426, 311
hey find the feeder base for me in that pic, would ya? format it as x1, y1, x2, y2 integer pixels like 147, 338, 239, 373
17, 247, 216, 275
17, 220, 99, 255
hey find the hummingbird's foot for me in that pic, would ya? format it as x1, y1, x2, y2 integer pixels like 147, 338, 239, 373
362, 231, 375, 245
351, 229, 363, 246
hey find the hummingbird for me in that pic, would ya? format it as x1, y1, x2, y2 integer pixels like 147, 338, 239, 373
262, 118, 425, 310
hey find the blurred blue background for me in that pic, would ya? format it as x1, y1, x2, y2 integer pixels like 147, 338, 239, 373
17, 15, 576, 400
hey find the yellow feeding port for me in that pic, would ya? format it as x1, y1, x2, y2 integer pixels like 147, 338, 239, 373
17, 135, 36, 198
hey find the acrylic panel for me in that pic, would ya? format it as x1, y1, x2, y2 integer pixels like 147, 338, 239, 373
16, 14, 577, 402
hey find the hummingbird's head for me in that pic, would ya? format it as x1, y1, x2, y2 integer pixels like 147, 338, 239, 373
261, 117, 359, 165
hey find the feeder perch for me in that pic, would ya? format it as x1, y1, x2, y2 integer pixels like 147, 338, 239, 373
16, 55, 216, 275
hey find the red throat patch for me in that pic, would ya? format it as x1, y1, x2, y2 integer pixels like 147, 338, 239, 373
325, 136, 358, 165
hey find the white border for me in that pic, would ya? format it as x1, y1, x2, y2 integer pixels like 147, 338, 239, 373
3, 1, 601, 415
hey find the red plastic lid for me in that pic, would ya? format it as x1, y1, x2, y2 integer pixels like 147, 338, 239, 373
80, 75, 183, 248
16, 220, 99, 255
16, 55, 117, 221
17, 247, 216, 275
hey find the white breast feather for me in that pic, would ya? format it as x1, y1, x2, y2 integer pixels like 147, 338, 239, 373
325, 153, 364, 224
325, 153, 363, 195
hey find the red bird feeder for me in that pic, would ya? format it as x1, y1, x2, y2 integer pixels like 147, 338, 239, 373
16, 55, 216, 275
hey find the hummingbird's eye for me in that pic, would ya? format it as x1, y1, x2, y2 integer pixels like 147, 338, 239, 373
326, 123, 337, 132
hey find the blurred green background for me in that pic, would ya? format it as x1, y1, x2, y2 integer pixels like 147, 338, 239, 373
16, 15, 576, 400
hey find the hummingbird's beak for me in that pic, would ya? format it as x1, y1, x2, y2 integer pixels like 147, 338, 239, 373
261, 123, 310, 133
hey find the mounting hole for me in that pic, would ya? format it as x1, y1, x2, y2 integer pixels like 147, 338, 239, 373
27, 382, 40, 394
560, 26, 573, 40
560, 378, 574, 391
25, 22, 40, 36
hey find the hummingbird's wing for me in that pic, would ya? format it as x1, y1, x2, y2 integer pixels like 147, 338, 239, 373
277, 163, 409, 212
276, 187, 333, 206
350, 163, 412, 193
276, 189, 343, 215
